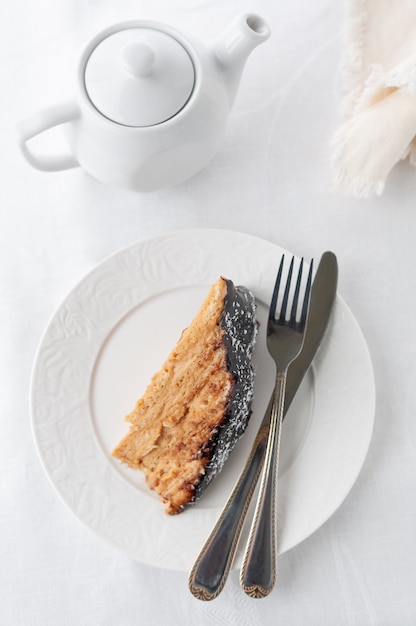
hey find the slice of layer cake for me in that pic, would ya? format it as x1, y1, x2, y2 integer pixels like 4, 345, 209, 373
112, 277, 257, 514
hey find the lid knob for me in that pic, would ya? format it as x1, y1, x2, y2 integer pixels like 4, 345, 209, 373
122, 42, 155, 78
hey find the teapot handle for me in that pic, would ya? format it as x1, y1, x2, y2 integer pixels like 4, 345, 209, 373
16, 101, 80, 171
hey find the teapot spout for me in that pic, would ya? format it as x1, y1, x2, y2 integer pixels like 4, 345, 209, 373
213, 13, 270, 107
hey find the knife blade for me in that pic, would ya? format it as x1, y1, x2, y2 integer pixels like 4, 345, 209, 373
188, 251, 338, 601
275, 250, 338, 422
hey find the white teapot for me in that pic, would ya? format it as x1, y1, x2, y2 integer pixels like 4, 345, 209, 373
17, 14, 270, 191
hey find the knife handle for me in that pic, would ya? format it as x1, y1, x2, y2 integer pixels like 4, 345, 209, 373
188, 424, 269, 601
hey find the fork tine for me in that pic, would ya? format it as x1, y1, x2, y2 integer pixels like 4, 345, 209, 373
269, 255, 284, 323
290, 258, 304, 322
279, 256, 294, 321
300, 259, 314, 327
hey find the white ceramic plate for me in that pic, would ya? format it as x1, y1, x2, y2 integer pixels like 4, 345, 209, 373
30, 229, 375, 571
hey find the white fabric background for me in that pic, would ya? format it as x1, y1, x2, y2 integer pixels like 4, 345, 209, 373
1, 0, 416, 624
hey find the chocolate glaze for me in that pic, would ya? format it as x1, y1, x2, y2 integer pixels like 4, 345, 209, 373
193, 278, 258, 501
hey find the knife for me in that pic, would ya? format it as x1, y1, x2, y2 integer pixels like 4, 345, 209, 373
188, 251, 338, 601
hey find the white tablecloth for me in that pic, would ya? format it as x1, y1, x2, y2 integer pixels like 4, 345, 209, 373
2, 0, 416, 624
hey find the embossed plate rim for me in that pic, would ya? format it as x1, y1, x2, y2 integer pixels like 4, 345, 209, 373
29, 229, 375, 571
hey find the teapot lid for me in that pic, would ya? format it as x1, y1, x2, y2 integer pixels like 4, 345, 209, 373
84, 27, 195, 127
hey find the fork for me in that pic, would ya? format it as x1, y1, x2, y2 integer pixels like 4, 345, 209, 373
240, 255, 313, 598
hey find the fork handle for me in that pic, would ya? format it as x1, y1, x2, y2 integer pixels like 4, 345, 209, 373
240, 372, 286, 598
188, 425, 269, 600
